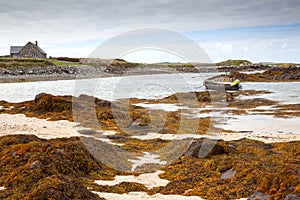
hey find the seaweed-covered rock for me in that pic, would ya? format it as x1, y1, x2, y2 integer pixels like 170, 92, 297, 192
183, 139, 231, 158
0, 134, 118, 199
24, 175, 102, 200
159, 139, 300, 200
227, 67, 300, 82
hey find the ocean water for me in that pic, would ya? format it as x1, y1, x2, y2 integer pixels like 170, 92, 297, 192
0, 73, 300, 104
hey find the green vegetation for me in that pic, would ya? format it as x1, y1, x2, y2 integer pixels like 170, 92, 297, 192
48, 57, 84, 66
0, 57, 86, 68
0, 58, 54, 68
167, 63, 194, 68
216, 59, 252, 66
51, 60, 83, 66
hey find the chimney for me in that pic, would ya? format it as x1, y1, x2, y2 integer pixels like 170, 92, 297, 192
35, 41, 38, 46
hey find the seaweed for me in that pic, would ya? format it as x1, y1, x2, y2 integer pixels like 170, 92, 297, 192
0, 135, 119, 199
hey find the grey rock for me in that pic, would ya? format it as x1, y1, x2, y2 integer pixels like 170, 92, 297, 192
284, 194, 300, 200
29, 160, 40, 169
247, 191, 272, 200
220, 169, 236, 179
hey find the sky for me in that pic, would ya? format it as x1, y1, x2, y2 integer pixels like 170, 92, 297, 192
1, 0, 300, 63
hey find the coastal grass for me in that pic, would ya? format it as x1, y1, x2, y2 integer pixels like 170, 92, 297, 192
51, 60, 83, 66
0, 58, 54, 68
0, 58, 88, 68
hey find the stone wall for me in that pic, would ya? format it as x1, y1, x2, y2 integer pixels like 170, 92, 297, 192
19, 42, 46, 58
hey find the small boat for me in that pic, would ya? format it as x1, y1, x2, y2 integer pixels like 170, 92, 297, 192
203, 79, 242, 90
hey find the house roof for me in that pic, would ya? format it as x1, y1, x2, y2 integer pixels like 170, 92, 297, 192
10, 46, 23, 54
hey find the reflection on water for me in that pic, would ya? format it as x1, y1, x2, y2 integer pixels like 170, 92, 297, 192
241, 82, 300, 104
0, 73, 216, 102
0, 73, 299, 104
221, 115, 300, 135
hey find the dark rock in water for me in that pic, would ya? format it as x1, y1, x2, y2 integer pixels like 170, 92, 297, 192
220, 169, 236, 179
247, 190, 273, 200
285, 194, 300, 200
183, 139, 231, 158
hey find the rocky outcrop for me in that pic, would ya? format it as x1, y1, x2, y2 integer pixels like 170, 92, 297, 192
230, 66, 299, 81
211, 66, 300, 82
217, 63, 271, 72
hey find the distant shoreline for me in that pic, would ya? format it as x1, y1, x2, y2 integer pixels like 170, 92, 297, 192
0, 63, 299, 83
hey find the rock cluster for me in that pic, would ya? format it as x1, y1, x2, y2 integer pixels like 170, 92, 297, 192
0, 65, 82, 76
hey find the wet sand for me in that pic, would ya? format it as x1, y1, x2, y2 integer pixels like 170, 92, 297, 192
92, 191, 204, 200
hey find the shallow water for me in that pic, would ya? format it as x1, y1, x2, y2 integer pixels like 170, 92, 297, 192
221, 115, 300, 135
0, 73, 299, 104
240, 82, 300, 104
0, 73, 215, 102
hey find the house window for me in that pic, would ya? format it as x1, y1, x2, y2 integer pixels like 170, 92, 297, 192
29, 47, 33, 51
32, 52, 37, 58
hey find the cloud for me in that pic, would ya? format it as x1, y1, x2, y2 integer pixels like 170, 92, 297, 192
201, 37, 300, 63
0, 0, 300, 60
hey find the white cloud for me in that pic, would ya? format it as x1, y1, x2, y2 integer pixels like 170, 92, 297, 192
201, 37, 300, 63
215, 43, 233, 53
0, 0, 300, 62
